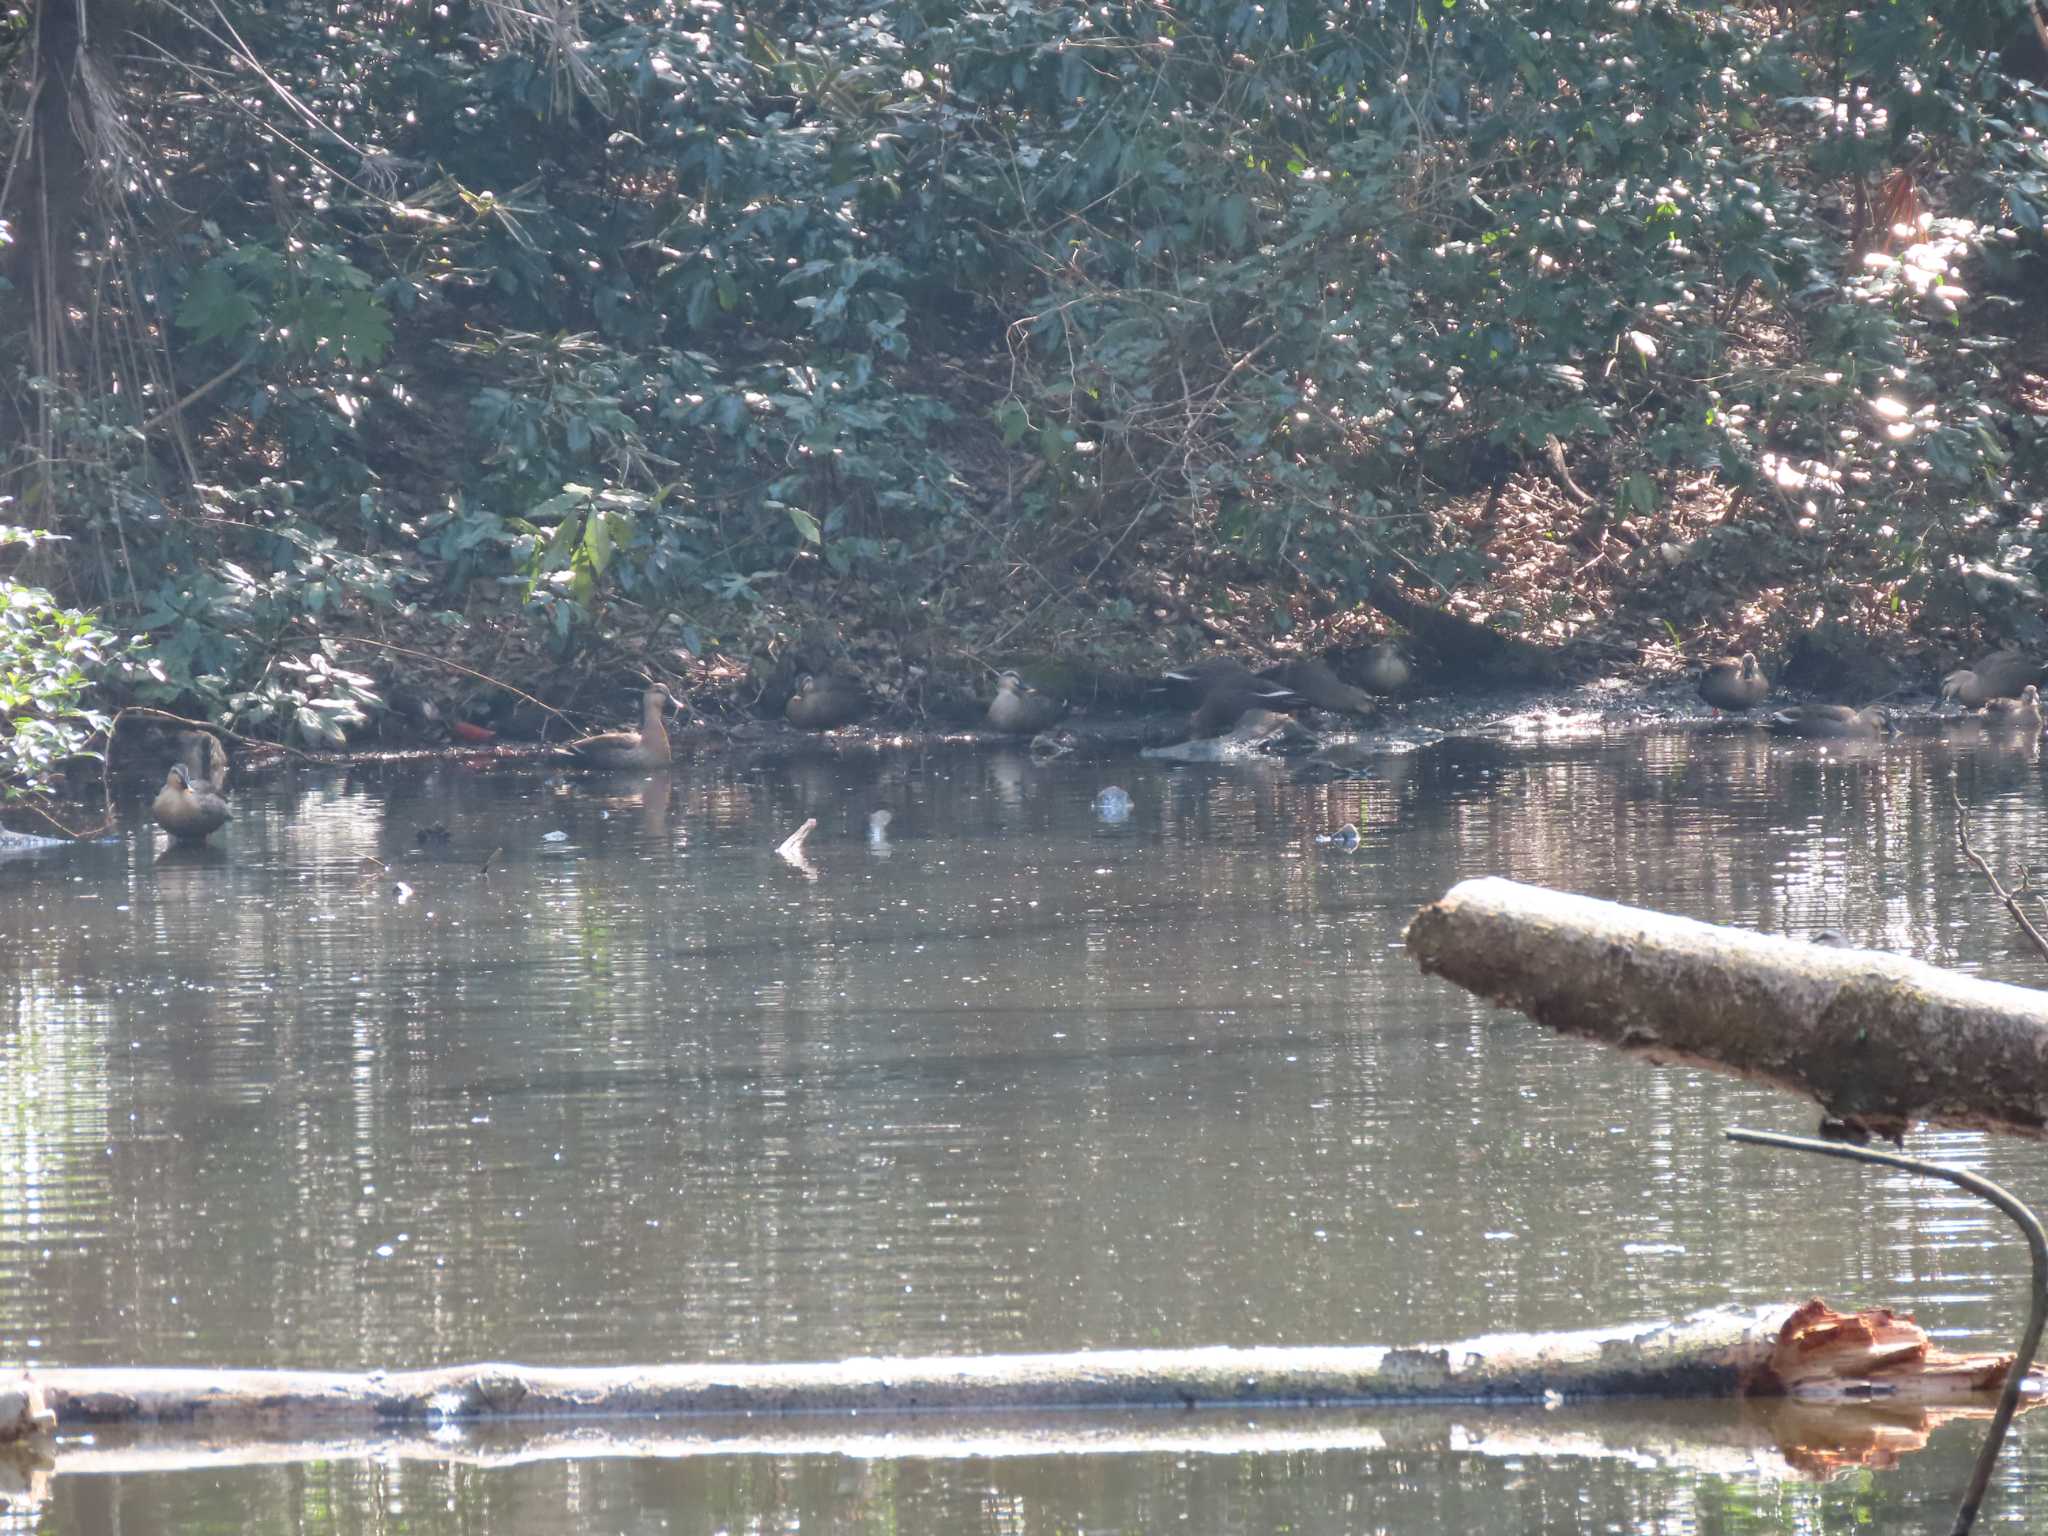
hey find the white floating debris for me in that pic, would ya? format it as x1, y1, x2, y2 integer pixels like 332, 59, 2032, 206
542, 830, 568, 843
777, 818, 819, 859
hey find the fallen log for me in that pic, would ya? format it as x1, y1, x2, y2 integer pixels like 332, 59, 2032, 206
1405, 876, 2048, 1141
28, 1306, 1792, 1430
13, 1300, 2036, 1440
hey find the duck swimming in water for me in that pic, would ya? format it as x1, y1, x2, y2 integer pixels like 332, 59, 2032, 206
1765, 704, 1893, 740
151, 762, 230, 842
564, 685, 675, 768
784, 673, 866, 730
1980, 684, 2043, 731
987, 671, 1066, 734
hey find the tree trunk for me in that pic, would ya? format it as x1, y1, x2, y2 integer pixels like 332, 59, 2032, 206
1405, 877, 2048, 1141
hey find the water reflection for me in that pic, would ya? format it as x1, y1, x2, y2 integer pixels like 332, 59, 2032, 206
3, 725, 2047, 1531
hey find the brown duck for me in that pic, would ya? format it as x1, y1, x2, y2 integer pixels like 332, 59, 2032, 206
785, 673, 866, 730
1192, 681, 1302, 738
987, 671, 1066, 734
1981, 684, 2044, 731
1943, 648, 2041, 709
564, 684, 675, 768
1765, 704, 1893, 740
1160, 656, 1286, 709
1163, 656, 1262, 689
176, 729, 230, 794
1697, 652, 1769, 712
1261, 659, 1377, 716
152, 763, 231, 842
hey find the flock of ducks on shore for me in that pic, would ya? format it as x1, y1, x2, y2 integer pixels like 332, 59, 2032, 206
560, 644, 1417, 772
1698, 646, 2045, 738
149, 641, 2045, 842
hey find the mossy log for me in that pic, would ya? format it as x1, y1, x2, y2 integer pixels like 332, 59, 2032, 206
1405, 877, 2048, 1141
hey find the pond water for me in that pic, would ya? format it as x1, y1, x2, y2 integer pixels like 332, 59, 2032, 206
4, 719, 2048, 1532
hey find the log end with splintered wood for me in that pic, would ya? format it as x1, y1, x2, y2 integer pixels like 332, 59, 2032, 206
1405, 877, 2048, 1142
1758, 1299, 2039, 1404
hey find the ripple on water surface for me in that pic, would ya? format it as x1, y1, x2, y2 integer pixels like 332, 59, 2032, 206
0, 731, 2043, 1383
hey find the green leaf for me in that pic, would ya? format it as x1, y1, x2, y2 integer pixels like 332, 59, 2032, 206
176, 266, 260, 348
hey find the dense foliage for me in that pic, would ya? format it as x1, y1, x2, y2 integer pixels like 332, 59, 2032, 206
2, 0, 2047, 770
0, 528, 115, 799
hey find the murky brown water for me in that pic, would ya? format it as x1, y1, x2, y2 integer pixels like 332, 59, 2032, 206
5, 721, 2048, 1531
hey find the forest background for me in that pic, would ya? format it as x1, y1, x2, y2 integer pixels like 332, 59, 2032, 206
2, 0, 2047, 797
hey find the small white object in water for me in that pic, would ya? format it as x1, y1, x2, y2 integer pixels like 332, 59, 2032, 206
1314, 822, 1361, 851
867, 809, 893, 847
1095, 786, 1132, 822
392, 881, 414, 904
542, 830, 568, 843
777, 817, 819, 859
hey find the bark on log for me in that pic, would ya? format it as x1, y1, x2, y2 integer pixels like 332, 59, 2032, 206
1406, 877, 2048, 1141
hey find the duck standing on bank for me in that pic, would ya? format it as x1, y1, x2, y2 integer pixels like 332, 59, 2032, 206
1159, 656, 1285, 709
1261, 658, 1377, 716
1765, 704, 1894, 740
1161, 656, 1296, 736
564, 684, 676, 768
785, 673, 866, 730
1191, 679, 1303, 739
1697, 652, 1769, 713
152, 763, 231, 842
987, 671, 1066, 734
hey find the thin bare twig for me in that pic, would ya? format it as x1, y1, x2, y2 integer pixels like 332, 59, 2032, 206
1950, 774, 2048, 963
329, 637, 569, 724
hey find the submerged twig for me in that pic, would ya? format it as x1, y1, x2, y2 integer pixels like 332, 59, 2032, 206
1949, 775, 2048, 963
1728, 1128, 2048, 1536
